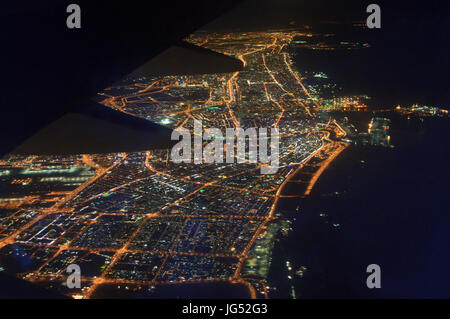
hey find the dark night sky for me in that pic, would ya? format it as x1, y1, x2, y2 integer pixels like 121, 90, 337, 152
202, 0, 449, 30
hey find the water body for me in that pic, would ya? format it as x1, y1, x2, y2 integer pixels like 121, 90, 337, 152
266, 26, 450, 297
291, 22, 449, 109
270, 113, 449, 298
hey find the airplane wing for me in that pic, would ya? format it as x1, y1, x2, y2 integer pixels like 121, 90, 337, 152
1, 0, 243, 156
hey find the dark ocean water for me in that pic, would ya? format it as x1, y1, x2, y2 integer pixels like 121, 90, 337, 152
290, 21, 450, 109
266, 26, 450, 297
269, 114, 449, 298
